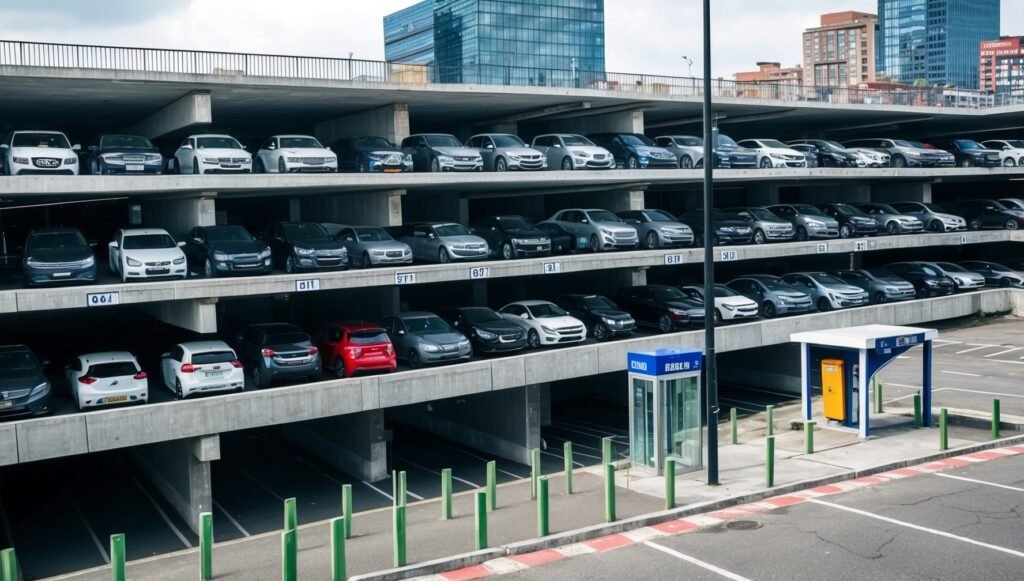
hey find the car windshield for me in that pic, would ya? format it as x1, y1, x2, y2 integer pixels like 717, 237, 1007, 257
873, 204, 898, 214
279, 137, 323, 149
921, 265, 942, 277
196, 137, 243, 149
356, 137, 393, 148
100, 135, 153, 149
425, 135, 463, 148
834, 204, 870, 217
650, 287, 687, 302
283, 223, 329, 241
619, 134, 654, 146
893, 140, 918, 148
491, 135, 526, 148
1008, 140, 1024, 148
586, 210, 620, 223
822, 141, 846, 151
348, 330, 389, 344
713, 285, 742, 298
745, 208, 780, 221
0, 350, 37, 372
192, 351, 236, 365
582, 296, 618, 310
462, 309, 504, 324
756, 278, 793, 291
935, 263, 969, 273
265, 332, 310, 345
645, 210, 677, 222
86, 361, 139, 378
204, 226, 253, 242
922, 203, 949, 213
865, 268, 897, 279
562, 135, 594, 146
954, 140, 983, 150
760, 139, 789, 149
528, 303, 568, 318
123, 234, 176, 249
405, 316, 451, 333
792, 205, 826, 217
496, 217, 534, 230
13, 132, 71, 149
710, 210, 738, 220
28, 231, 87, 250
810, 273, 847, 285
355, 228, 392, 242
716, 135, 739, 147
435, 224, 471, 237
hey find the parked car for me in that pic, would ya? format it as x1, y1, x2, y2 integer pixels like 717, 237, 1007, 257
587, 133, 678, 169
183, 225, 272, 278
725, 207, 795, 244
882, 262, 956, 298
471, 215, 551, 259
766, 204, 840, 241
401, 134, 483, 172
555, 294, 636, 341
332, 225, 413, 268
22, 227, 96, 287
317, 321, 397, 378
715, 134, 759, 168
437, 307, 528, 354
845, 147, 891, 167
781, 272, 869, 312
108, 228, 187, 283
466, 134, 545, 171
831, 268, 916, 304
381, 312, 472, 367
654, 135, 729, 169
614, 285, 705, 332
786, 143, 820, 168
536, 222, 583, 254
395, 222, 489, 263
539, 209, 639, 252
330, 136, 412, 173
909, 142, 956, 166
1000, 198, 1024, 211
65, 352, 147, 410
0, 345, 52, 419
944, 200, 1024, 231
498, 301, 586, 348
676, 209, 753, 246
814, 203, 879, 238
787, 139, 860, 167
889, 202, 967, 233
616, 209, 694, 249
843, 138, 949, 168
235, 323, 321, 388
726, 275, 813, 319
254, 135, 337, 173
168, 134, 252, 174
928, 262, 986, 292
530, 134, 615, 170
958, 261, 1024, 288
86, 134, 162, 175
160, 341, 244, 399
736, 139, 807, 169
678, 284, 759, 325
930, 139, 1002, 168
980, 139, 1024, 167
0, 130, 80, 175
261, 222, 349, 273
855, 203, 925, 235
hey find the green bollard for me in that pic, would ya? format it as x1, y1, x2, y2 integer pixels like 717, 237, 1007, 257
486, 461, 497, 512
341, 484, 353, 540
284, 497, 297, 532
766, 405, 775, 436
602, 436, 614, 466
766, 436, 775, 488
110, 534, 126, 581
392, 469, 398, 506
530, 448, 541, 500
330, 517, 346, 581
665, 458, 676, 510
474, 492, 488, 550
731, 407, 738, 445
564, 441, 574, 495
398, 471, 408, 508
2, 548, 19, 581
993, 399, 1001, 440
537, 476, 550, 537
393, 505, 406, 568
940, 408, 949, 451
281, 529, 297, 581
804, 421, 815, 455
199, 511, 213, 581
604, 463, 616, 523
441, 468, 453, 520
875, 379, 884, 413
913, 393, 922, 428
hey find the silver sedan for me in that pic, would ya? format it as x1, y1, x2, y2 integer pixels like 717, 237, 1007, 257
616, 209, 694, 248
332, 225, 412, 268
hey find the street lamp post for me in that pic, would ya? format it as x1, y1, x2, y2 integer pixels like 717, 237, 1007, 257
681, 55, 693, 78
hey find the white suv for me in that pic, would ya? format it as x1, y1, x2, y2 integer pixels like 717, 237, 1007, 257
169, 134, 252, 174
66, 352, 148, 410
498, 301, 586, 349
981, 140, 1024, 167
737, 139, 808, 169
161, 341, 244, 399
254, 135, 337, 173
0, 130, 80, 175
108, 228, 188, 282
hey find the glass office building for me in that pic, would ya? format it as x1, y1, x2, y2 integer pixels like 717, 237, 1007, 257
384, 0, 606, 87
877, 0, 999, 89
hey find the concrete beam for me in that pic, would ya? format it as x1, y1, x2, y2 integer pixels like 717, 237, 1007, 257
132, 435, 219, 534
142, 298, 218, 334
301, 190, 404, 227
799, 184, 871, 204
746, 184, 781, 206
143, 194, 217, 240
403, 191, 468, 225
534, 109, 645, 136
315, 103, 410, 147
872, 182, 933, 203
123, 91, 212, 140
281, 410, 388, 482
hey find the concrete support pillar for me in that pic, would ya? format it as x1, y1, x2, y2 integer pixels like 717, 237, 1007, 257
403, 192, 467, 225
124, 91, 212, 139
142, 298, 218, 334
288, 199, 302, 222
315, 103, 410, 147
282, 410, 388, 482
539, 383, 552, 428
872, 182, 932, 203
132, 435, 219, 534
143, 195, 216, 240
300, 190, 405, 227
628, 190, 646, 211
538, 110, 645, 135
390, 384, 542, 466
799, 184, 871, 204
746, 184, 780, 206
616, 267, 647, 290
471, 281, 488, 307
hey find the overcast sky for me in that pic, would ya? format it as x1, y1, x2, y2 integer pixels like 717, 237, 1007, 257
0, 1, 1021, 78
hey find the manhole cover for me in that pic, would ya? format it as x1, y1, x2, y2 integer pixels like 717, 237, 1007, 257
725, 520, 764, 531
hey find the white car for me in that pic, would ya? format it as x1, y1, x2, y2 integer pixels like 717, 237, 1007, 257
0, 130, 80, 175
161, 341, 244, 399
737, 139, 808, 169
981, 140, 1024, 167
168, 134, 252, 174
498, 300, 586, 349
679, 284, 760, 324
108, 228, 188, 282
65, 352, 148, 410
530, 134, 616, 171
847, 148, 891, 168
254, 135, 337, 173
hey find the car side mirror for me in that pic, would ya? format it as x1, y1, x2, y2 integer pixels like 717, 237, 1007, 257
41, 359, 51, 367
397, 329, 406, 335
177, 241, 187, 248
0, 144, 8, 150
88, 145, 99, 152
181, 144, 193, 150
72, 144, 81, 152
389, 142, 397, 148
193, 237, 202, 243
108, 241, 119, 249
520, 313, 530, 320
553, 143, 562, 148
88, 240, 98, 247
427, 233, 436, 239
161, 352, 171, 359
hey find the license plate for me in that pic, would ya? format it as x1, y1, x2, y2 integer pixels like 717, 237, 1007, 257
126, 165, 145, 171
223, 165, 240, 169
147, 269, 170, 275
0, 401, 12, 410
205, 371, 225, 379
105, 395, 128, 404
52, 272, 72, 278
383, 168, 402, 173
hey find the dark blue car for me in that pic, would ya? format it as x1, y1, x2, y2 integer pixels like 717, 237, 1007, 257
22, 228, 97, 288
86, 134, 163, 175
0, 345, 52, 420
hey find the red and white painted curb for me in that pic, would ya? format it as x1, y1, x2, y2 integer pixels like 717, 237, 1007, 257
418, 445, 1024, 581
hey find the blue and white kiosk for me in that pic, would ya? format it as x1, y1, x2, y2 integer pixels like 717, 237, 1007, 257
791, 324, 939, 440
627, 348, 704, 475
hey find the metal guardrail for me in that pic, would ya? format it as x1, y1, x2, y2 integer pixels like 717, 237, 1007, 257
0, 39, 1009, 110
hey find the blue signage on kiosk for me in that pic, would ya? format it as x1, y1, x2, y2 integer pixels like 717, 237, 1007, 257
627, 348, 703, 377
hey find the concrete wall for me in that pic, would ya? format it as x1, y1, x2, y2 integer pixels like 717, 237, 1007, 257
872, 182, 933, 202
124, 91, 212, 139
315, 104, 411, 147
142, 298, 218, 334
132, 435, 219, 534
719, 343, 802, 394
799, 184, 871, 204
300, 190, 404, 227
533, 110, 645, 137
143, 195, 217, 240
282, 410, 388, 481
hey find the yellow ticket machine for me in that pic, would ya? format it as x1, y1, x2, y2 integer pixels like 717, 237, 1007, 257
822, 359, 846, 422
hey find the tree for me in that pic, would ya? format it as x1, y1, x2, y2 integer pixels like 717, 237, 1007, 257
913, 78, 928, 87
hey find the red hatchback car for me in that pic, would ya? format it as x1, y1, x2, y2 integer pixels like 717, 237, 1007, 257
318, 321, 397, 378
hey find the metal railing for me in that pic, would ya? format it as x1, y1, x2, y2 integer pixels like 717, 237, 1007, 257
0, 39, 1008, 110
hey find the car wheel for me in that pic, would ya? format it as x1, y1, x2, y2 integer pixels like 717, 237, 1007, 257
438, 247, 450, 263
627, 155, 640, 170
657, 314, 673, 333
91, 159, 101, 175
561, 157, 573, 171
872, 291, 886, 304
526, 330, 541, 349
817, 297, 832, 312
1005, 219, 1019, 230
279, 158, 287, 173
175, 379, 184, 399
430, 157, 441, 173
362, 252, 371, 268
254, 158, 265, 173
193, 159, 200, 175
893, 155, 907, 168
928, 220, 944, 233
680, 156, 693, 169
358, 159, 368, 172
713, 309, 722, 326
593, 323, 609, 341
1004, 157, 1016, 167
408, 350, 421, 369
915, 286, 928, 299
999, 278, 1013, 288
759, 157, 772, 169
960, 158, 973, 168
839, 224, 853, 239
886, 222, 900, 235
285, 255, 296, 273
167, 158, 176, 174
795, 227, 808, 241
645, 231, 659, 249
204, 258, 215, 278
495, 158, 507, 172
968, 218, 983, 230
753, 229, 767, 244
589, 234, 600, 253
253, 365, 268, 389
501, 242, 514, 260
335, 360, 347, 378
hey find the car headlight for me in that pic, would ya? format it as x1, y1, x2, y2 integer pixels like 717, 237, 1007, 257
770, 153, 785, 159
722, 304, 736, 311
213, 251, 230, 260
438, 155, 454, 163
508, 154, 521, 161
954, 277, 965, 284
458, 339, 471, 348
173, 256, 186, 265
806, 219, 825, 227
404, 154, 413, 162
599, 228, 614, 236
601, 317, 617, 325
540, 326, 556, 334
259, 248, 272, 259
12, 156, 28, 164
30, 382, 50, 397
201, 157, 218, 163
126, 257, 142, 267
669, 308, 687, 316
294, 247, 315, 256
64, 158, 77, 165
422, 344, 441, 353
925, 279, 939, 286
571, 150, 589, 157
908, 151, 921, 156
100, 153, 124, 162
885, 287, 898, 293
81, 255, 95, 267
326, 156, 337, 163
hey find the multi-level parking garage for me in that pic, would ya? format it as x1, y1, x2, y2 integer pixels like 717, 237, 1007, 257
4, 43, 1024, 578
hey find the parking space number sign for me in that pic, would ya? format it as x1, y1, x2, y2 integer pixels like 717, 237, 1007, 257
87, 292, 120, 307
295, 279, 321, 292
664, 254, 684, 266
543, 262, 562, 274
395, 272, 417, 285
469, 267, 490, 280
720, 250, 739, 262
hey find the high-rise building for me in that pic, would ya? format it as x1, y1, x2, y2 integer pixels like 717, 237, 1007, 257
383, 0, 606, 86
980, 36, 1024, 98
802, 11, 878, 92
876, 0, 1000, 89
733, 62, 803, 100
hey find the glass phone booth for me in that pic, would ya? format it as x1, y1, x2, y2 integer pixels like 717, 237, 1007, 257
627, 348, 704, 475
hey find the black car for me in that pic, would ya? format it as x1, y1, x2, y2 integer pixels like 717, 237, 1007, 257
944, 200, 1024, 231
815, 203, 879, 238
586, 133, 679, 169
883, 262, 956, 298
677, 209, 754, 246
615, 285, 705, 333
436, 307, 527, 354
261, 222, 350, 273
931, 140, 1002, 168
183, 225, 272, 278
958, 261, 1024, 288
85, 134, 163, 175
716, 134, 759, 168
330, 136, 412, 173
536, 222, 581, 255
787, 140, 859, 167
0, 345, 52, 420
471, 215, 552, 260
22, 227, 97, 287
555, 294, 636, 341
787, 144, 819, 168
234, 323, 321, 388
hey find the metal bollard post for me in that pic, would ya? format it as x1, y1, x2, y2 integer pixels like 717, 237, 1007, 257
398, 470, 408, 508
281, 529, 297, 581
537, 476, 550, 537
993, 399, 1001, 440
441, 468, 453, 520
330, 517, 346, 581
604, 463, 616, 523
199, 511, 213, 581
474, 491, 488, 550
602, 436, 614, 466
564, 441, 574, 495
392, 469, 398, 505
731, 407, 738, 445
1, 548, 18, 581
486, 461, 497, 512
341, 484, 353, 539
665, 458, 676, 510
766, 405, 775, 436
913, 393, 922, 428
766, 436, 775, 488
393, 505, 407, 568
530, 448, 541, 500
804, 421, 815, 455
940, 408, 949, 451
284, 497, 297, 532
875, 379, 884, 413
110, 534, 126, 581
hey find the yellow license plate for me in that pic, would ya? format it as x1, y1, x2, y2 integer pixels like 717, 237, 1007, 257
106, 395, 128, 404
383, 169, 402, 173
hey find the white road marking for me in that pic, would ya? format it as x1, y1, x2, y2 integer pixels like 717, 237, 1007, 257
435, 442, 526, 479
541, 449, 585, 468
807, 498, 1024, 559
988, 359, 1024, 366
985, 347, 1023, 358
930, 340, 963, 348
68, 493, 110, 564
942, 370, 982, 377
227, 463, 285, 502
955, 344, 999, 354
643, 541, 753, 580
883, 384, 1024, 400
934, 472, 1024, 492
392, 454, 480, 488
361, 480, 394, 502
213, 500, 251, 537
127, 472, 192, 548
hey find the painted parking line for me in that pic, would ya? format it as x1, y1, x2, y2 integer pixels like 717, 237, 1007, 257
225, 462, 285, 502
933, 472, 1024, 492
212, 499, 251, 537
955, 344, 999, 354
985, 347, 1023, 358
434, 441, 526, 479
941, 370, 982, 377
361, 480, 396, 502
930, 340, 963, 348
540, 434, 604, 461
393, 454, 480, 489
68, 492, 109, 564
127, 472, 192, 549
540, 449, 585, 468
885, 384, 1024, 400
642, 541, 752, 581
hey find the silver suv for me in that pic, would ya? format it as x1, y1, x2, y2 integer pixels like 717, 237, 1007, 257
395, 222, 489, 263
843, 138, 952, 169
889, 202, 967, 233
727, 207, 795, 244
465, 133, 545, 172
782, 272, 869, 312
765, 204, 840, 241
539, 209, 639, 252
